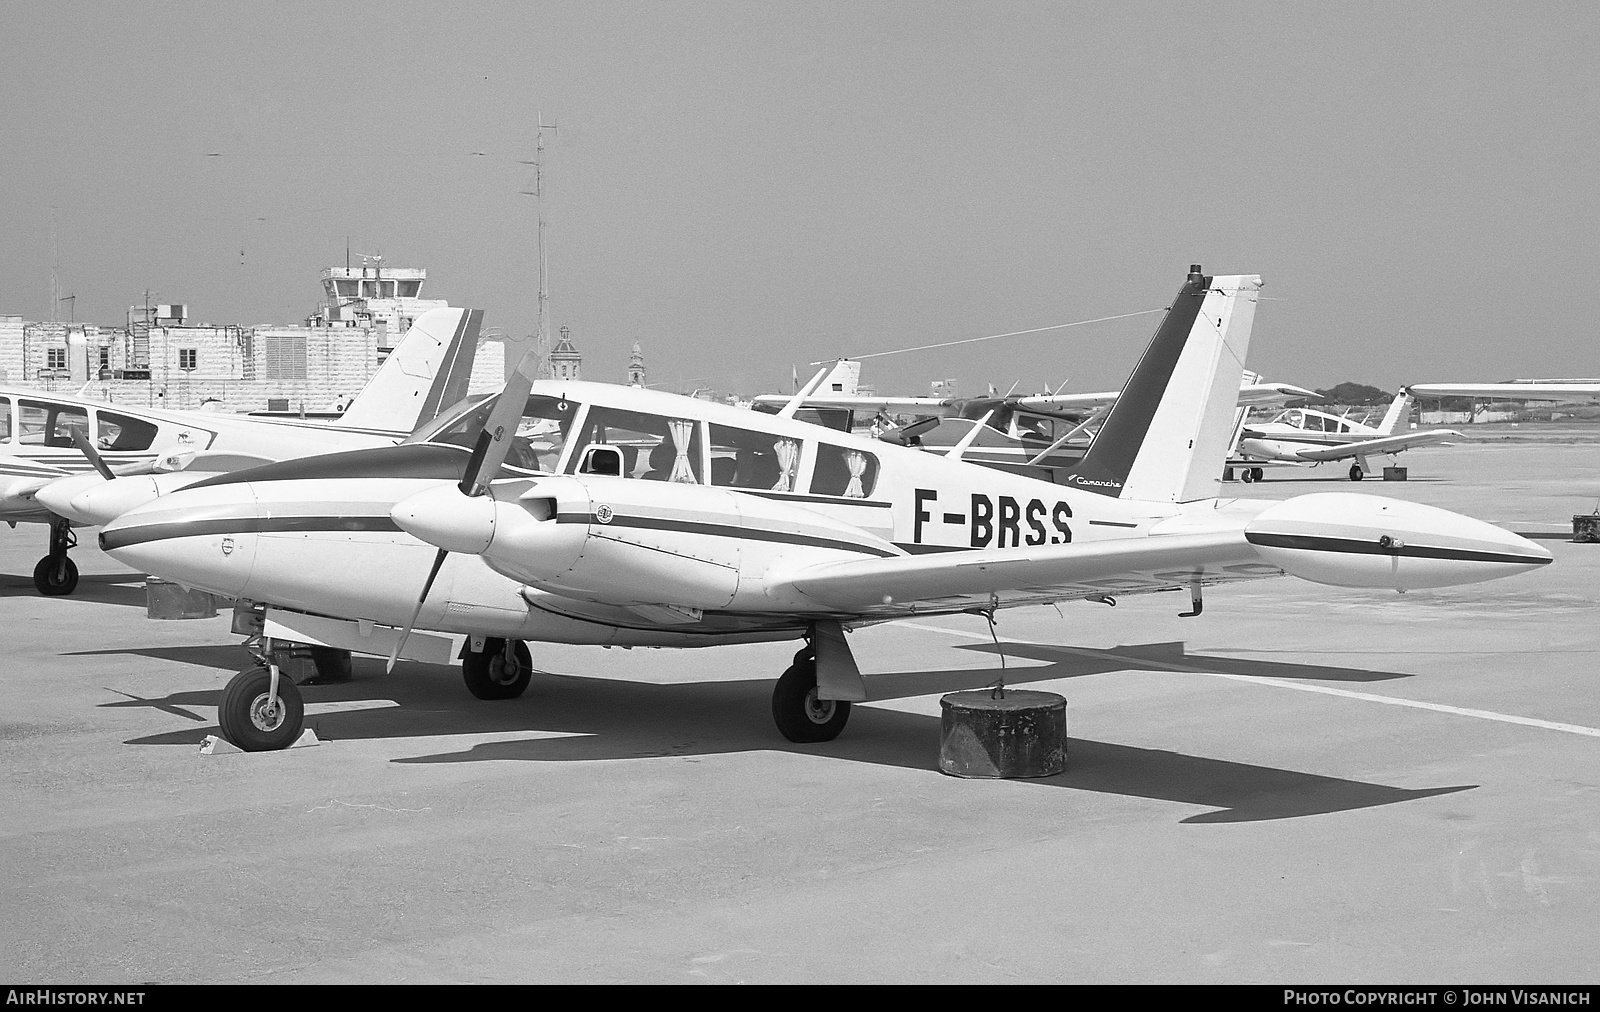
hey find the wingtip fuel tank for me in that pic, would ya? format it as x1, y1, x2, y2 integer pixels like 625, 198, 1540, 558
1244, 493, 1552, 591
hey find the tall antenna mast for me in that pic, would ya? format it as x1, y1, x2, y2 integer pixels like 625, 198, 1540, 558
521, 113, 558, 379
50, 208, 60, 323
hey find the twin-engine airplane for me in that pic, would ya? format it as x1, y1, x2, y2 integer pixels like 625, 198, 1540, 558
1227, 389, 1461, 482
3, 308, 485, 595
98, 266, 1551, 752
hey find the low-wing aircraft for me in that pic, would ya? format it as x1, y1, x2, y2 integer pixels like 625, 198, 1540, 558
98, 267, 1550, 752
754, 364, 1317, 479
1227, 389, 1461, 482
2, 307, 484, 594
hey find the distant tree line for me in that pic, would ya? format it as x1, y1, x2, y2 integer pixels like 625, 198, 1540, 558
1286, 382, 1390, 407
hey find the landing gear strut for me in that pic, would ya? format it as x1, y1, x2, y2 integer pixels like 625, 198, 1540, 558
771, 644, 852, 743
461, 637, 532, 700
33, 519, 79, 596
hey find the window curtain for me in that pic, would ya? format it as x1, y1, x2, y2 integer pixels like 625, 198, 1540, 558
772, 438, 799, 491
844, 450, 867, 497
668, 419, 697, 483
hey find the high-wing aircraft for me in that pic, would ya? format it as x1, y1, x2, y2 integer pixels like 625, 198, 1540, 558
1407, 380, 1600, 407
98, 267, 1550, 752
1227, 389, 1461, 482
2, 307, 484, 594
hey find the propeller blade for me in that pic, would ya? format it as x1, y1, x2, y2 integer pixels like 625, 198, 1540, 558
69, 429, 115, 481
460, 338, 543, 497
387, 548, 449, 673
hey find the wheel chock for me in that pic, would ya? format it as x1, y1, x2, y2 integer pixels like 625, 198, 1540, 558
199, 728, 321, 757
199, 734, 243, 756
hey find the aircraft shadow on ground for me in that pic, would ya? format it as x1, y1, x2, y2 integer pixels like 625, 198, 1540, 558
94, 642, 1462, 824
0, 572, 147, 608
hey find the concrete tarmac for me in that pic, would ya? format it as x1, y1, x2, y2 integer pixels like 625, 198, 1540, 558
2, 442, 1599, 983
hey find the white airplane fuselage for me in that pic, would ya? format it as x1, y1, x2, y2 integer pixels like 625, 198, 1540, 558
102, 380, 1549, 652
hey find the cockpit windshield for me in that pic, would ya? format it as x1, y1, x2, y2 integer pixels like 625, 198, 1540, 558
426, 393, 582, 473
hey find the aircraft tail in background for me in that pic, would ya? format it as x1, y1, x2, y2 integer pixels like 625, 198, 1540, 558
1376, 389, 1415, 435
1062, 266, 1262, 503
337, 308, 484, 434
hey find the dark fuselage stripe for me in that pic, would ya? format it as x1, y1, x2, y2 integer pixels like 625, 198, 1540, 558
100, 515, 401, 550
1244, 531, 1551, 566
555, 511, 899, 558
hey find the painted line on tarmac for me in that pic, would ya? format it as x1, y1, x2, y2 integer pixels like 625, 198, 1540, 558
900, 621, 1600, 739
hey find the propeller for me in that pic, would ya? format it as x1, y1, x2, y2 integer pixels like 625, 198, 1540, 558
386, 337, 543, 671
69, 429, 116, 481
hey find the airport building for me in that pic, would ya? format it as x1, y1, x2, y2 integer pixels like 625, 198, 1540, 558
0, 264, 505, 414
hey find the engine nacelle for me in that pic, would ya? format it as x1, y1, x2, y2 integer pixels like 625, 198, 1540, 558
1244, 492, 1551, 590
470, 475, 897, 611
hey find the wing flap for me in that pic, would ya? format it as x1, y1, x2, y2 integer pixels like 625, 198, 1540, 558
775, 531, 1280, 614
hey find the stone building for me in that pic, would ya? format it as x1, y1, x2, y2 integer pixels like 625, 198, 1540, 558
549, 325, 582, 382
0, 265, 503, 414
627, 341, 646, 387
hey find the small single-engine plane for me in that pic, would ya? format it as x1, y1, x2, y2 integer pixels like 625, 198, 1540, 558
4, 308, 485, 594
1227, 389, 1461, 482
99, 266, 1551, 751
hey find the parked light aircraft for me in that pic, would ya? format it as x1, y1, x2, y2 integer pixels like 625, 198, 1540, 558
98, 267, 1550, 752
1227, 390, 1461, 482
1407, 380, 1600, 406
754, 367, 1316, 479
2, 307, 484, 594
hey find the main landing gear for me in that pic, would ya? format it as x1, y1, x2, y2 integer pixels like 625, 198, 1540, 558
213, 633, 539, 751
461, 637, 533, 700
1238, 466, 1266, 484
33, 519, 79, 596
771, 643, 852, 743
1349, 464, 1365, 481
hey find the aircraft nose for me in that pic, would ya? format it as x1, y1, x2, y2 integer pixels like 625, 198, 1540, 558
100, 484, 260, 597
391, 484, 496, 555
34, 472, 109, 525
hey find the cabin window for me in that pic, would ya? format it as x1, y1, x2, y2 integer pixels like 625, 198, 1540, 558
811, 443, 878, 498
19, 401, 89, 447
708, 424, 802, 491
567, 406, 702, 483
428, 393, 579, 473
0, 397, 10, 442
96, 411, 159, 451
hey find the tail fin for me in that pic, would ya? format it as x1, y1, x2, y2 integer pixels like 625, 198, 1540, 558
1376, 390, 1413, 435
1062, 266, 1261, 503
337, 308, 484, 433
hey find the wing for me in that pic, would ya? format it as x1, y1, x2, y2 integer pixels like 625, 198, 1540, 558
770, 531, 1282, 617
1237, 382, 1320, 406
749, 393, 956, 415
1288, 429, 1460, 461
1408, 383, 1600, 402
1013, 391, 1121, 411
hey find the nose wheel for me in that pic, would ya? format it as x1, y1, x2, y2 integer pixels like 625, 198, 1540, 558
771, 646, 851, 743
33, 520, 79, 596
218, 665, 305, 751
462, 638, 533, 699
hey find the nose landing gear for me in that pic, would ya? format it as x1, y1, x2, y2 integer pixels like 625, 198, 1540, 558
33, 519, 79, 596
461, 638, 533, 700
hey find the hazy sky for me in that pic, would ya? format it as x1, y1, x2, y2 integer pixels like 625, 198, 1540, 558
2, 1, 1595, 396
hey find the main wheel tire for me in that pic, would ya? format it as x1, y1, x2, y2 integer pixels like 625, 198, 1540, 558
462, 639, 533, 700
1251, 467, 1266, 482
771, 661, 851, 743
33, 555, 79, 596
217, 666, 305, 751
1240, 468, 1254, 484
306, 646, 353, 683
1349, 464, 1364, 481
